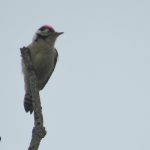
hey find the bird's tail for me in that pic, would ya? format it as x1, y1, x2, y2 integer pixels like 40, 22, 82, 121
24, 93, 33, 114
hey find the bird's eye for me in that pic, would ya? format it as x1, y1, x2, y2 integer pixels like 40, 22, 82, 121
48, 28, 55, 32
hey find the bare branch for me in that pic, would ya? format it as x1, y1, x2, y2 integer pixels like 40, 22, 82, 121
20, 47, 46, 150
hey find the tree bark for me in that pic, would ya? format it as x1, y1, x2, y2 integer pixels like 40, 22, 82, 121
20, 47, 46, 150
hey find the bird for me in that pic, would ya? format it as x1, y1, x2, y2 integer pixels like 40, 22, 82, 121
22, 25, 63, 114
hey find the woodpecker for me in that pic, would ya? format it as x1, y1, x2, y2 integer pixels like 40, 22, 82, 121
22, 25, 63, 113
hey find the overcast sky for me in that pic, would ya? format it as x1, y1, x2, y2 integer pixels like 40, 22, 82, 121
0, 0, 150, 150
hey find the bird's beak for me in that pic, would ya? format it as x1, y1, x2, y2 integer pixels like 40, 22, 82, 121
55, 32, 64, 37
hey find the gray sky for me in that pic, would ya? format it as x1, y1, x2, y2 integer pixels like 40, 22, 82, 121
0, 0, 150, 149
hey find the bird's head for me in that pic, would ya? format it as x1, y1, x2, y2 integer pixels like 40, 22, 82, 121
33, 25, 63, 45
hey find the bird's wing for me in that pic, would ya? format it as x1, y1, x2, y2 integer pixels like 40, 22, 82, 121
39, 49, 58, 90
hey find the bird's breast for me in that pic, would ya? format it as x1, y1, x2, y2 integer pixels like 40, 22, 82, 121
29, 45, 55, 79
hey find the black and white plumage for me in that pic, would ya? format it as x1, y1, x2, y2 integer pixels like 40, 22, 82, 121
22, 25, 63, 113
